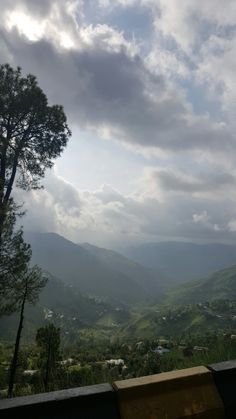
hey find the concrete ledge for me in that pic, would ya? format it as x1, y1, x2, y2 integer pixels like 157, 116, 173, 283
113, 366, 225, 419
0, 383, 120, 419
208, 360, 236, 419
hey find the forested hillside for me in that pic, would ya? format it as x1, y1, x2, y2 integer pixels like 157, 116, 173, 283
165, 265, 236, 305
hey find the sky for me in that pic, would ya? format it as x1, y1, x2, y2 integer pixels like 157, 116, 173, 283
1, 0, 236, 248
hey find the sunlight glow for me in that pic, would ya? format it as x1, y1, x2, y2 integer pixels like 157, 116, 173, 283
60, 33, 75, 49
6, 11, 45, 41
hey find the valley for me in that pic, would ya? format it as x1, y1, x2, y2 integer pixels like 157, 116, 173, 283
1, 233, 236, 396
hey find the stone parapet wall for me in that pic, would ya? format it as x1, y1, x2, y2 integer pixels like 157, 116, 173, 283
114, 366, 224, 418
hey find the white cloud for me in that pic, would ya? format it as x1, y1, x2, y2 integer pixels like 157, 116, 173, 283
196, 34, 236, 116
78, 24, 138, 54
150, 0, 236, 52
13, 167, 236, 247
146, 0, 236, 122
193, 211, 209, 224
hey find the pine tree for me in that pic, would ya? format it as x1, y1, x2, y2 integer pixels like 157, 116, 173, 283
36, 324, 61, 392
0, 201, 31, 315
0, 63, 71, 239
8, 265, 47, 397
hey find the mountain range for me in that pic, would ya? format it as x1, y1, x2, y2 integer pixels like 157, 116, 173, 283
25, 233, 236, 304
24, 232, 168, 304
2, 232, 236, 342
125, 241, 236, 283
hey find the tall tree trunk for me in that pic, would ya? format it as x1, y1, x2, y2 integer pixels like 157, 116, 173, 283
3, 152, 19, 205
7, 291, 26, 398
0, 144, 20, 245
0, 143, 7, 249
44, 332, 52, 392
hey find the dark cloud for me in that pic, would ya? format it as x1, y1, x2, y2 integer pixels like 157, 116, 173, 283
0, 0, 52, 16
94, 184, 127, 204
0, 23, 234, 154
19, 0, 52, 16
152, 170, 236, 193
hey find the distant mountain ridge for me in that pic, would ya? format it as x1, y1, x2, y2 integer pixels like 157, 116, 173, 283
24, 232, 167, 304
125, 241, 236, 283
3, 239, 236, 342
81, 242, 170, 295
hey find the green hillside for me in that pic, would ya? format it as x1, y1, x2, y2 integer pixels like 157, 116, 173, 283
3, 255, 236, 345
119, 265, 236, 340
0, 274, 130, 343
165, 265, 236, 305
120, 300, 236, 340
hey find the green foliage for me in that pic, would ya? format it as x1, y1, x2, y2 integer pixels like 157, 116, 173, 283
0, 64, 70, 395
13, 266, 47, 309
0, 63, 71, 195
0, 202, 32, 315
2, 326, 236, 397
7, 265, 47, 397
0, 63, 70, 315
36, 323, 61, 391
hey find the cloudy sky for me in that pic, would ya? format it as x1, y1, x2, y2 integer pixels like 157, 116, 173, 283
1, 0, 236, 248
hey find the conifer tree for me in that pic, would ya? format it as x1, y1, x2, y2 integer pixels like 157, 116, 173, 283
0, 63, 71, 239
36, 324, 61, 392
8, 265, 47, 397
